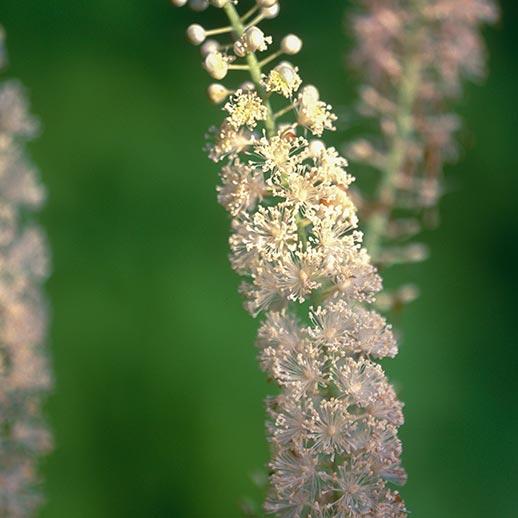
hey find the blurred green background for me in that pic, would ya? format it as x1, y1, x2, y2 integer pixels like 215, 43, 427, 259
1, 0, 517, 516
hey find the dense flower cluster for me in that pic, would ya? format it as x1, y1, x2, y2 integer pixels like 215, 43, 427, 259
0, 28, 52, 516
176, 1, 407, 515
346, 0, 498, 293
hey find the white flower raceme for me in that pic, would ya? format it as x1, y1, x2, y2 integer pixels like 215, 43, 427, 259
175, 1, 407, 515
0, 29, 51, 517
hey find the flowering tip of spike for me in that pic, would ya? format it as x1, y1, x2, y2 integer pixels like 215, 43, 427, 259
177, 1, 411, 514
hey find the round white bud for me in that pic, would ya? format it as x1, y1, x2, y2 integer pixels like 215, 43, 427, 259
256, 0, 277, 6
309, 139, 326, 156
244, 26, 266, 52
240, 81, 255, 92
261, 4, 280, 19
171, 0, 188, 6
281, 34, 303, 55
347, 139, 374, 160
189, 0, 209, 11
399, 284, 420, 304
204, 52, 229, 80
210, 0, 228, 6
201, 39, 220, 57
208, 84, 230, 104
186, 24, 206, 45
301, 84, 320, 102
275, 63, 296, 84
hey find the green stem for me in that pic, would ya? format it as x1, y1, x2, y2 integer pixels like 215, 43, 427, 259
364, 22, 422, 262
296, 214, 309, 249
259, 51, 282, 68
240, 5, 259, 23
274, 103, 295, 120
223, 2, 276, 137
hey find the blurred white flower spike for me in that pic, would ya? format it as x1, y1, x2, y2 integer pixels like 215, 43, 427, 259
174, 1, 407, 515
345, 0, 499, 308
0, 27, 52, 516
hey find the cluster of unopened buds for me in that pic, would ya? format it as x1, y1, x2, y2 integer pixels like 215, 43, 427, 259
174, 1, 407, 516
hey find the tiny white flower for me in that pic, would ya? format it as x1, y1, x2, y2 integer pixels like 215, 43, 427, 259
224, 90, 268, 129
263, 63, 302, 98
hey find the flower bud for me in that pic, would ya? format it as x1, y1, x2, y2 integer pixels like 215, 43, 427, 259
201, 39, 220, 57
186, 24, 206, 45
347, 139, 375, 160
208, 84, 230, 104
256, 0, 277, 6
240, 81, 255, 92
301, 84, 319, 102
244, 26, 267, 53
309, 139, 326, 157
204, 52, 229, 80
210, 0, 228, 6
261, 4, 280, 18
405, 243, 429, 263
276, 63, 296, 84
264, 62, 302, 97
281, 34, 303, 55
398, 284, 420, 304
189, 0, 209, 11
171, 0, 188, 6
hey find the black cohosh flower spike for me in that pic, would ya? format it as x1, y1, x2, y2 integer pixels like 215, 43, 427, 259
173, 2, 407, 515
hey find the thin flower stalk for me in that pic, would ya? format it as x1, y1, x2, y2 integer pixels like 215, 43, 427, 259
345, 0, 498, 308
175, 1, 406, 516
0, 27, 52, 516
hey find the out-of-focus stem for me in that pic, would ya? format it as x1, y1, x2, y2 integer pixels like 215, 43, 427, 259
223, 2, 276, 137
